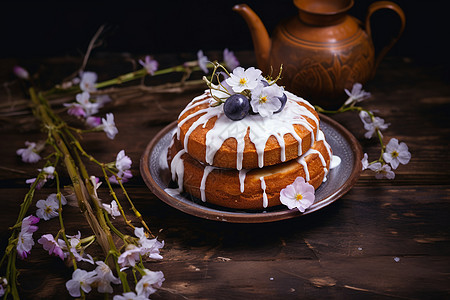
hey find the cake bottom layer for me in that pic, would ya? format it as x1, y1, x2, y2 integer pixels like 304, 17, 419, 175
167, 134, 331, 210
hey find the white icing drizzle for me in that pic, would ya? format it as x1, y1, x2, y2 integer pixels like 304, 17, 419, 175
299, 159, 310, 181
200, 166, 215, 202
330, 155, 341, 169
170, 149, 186, 192
177, 90, 319, 170
259, 177, 268, 208
238, 169, 249, 193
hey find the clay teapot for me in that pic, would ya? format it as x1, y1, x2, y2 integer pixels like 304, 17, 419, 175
233, 0, 405, 108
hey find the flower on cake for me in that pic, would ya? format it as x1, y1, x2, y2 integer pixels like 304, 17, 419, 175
280, 177, 315, 212
250, 84, 284, 117
383, 138, 411, 169
226, 66, 262, 93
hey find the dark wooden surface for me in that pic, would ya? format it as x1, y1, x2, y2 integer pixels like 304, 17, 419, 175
0, 52, 449, 299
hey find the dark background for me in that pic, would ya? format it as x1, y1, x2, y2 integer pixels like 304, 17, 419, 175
0, 0, 446, 64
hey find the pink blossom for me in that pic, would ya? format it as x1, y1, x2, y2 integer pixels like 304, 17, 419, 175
197, 50, 209, 73
38, 234, 65, 260
279, 177, 315, 212
85, 116, 102, 128
21, 215, 39, 233
223, 48, 239, 71
139, 55, 158, 75
17, 231, 34, 259
64, 103, 86, 117
13, 65, 30, 79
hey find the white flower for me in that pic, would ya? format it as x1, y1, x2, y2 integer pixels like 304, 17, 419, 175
101, 113, 119, 139
139, 55, 159, 75
361, 153, 369, 170
250, 84, 283, 117
16, 141, 42, 163
225, 66, 262, 93
223, 48, 239, 71
102, 200, 121, 218
115, 150, 132, 174
368, 162, 395, 179
113, 292, 148, 300
197, 50, 209, 74
359, 111, 390, 139
344, 83, 371, 105
47, 193, 67, 206
383, 138, 411, 169
16, 231, 34, 259
58, 231, 95, 264
118, 244, 141, 267
38, 234, 65, 260
76, 91, 100, 117
13, 65, 30, 79
279, 177, 315, 212
26, 166, 55, 189
79, 71, 98, 93
91, 261, 121, 294
134, 227, 164, 260
65, 269, 96, 298
135, 269, 165, 298
36, 197, 59, 221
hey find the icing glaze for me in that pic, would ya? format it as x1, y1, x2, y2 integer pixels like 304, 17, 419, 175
177, 90, 319, 170
260, 177, 268, 208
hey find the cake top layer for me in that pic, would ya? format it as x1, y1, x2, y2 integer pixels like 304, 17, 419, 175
177, 89, 319, 170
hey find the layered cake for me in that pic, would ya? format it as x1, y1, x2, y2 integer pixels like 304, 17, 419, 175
166, 65, 336, 210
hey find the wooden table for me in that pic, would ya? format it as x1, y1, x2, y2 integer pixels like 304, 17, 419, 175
0, 52, 449, 299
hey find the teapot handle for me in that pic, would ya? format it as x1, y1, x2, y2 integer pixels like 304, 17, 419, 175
365, 1, 406, 77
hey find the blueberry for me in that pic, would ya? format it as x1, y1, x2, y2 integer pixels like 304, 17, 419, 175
274, 93, 287, 113
223, 94, 250, 121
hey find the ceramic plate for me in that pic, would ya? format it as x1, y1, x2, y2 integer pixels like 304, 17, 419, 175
140, 114, 362, 223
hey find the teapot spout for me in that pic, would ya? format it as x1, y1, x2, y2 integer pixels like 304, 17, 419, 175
233, 4, 271, 73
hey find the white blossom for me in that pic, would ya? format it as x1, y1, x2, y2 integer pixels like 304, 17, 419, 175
383, 138, 411, 169
368, 162, 395, 179
117, 244, 141, 267
36, 197, 59, 221
13, 65, 30, 79
197, 50, 209, 74
65, 269, 96, 297
134, 227, 164, 260
359, 110, 390, 139
361, 153, 369, 170
102, 200, 121, 218
101, 113, 118, 139
279, 177, 315, 212
113, 292, 148, 300
250, 84, 283, 117
135, 269, 165, 298
79, 71, 98, 93
225, 66, 262, 93
16, 141, 42, 163
16, 231, 34, 259
344, 83, 371, 105
91, 261, 121, 294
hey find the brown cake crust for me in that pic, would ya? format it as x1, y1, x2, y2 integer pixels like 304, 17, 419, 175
177, 94, 319, 170
168, 137, 331, 210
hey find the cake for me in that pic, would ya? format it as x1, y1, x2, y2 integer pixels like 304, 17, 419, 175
166, 65, 336, 211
